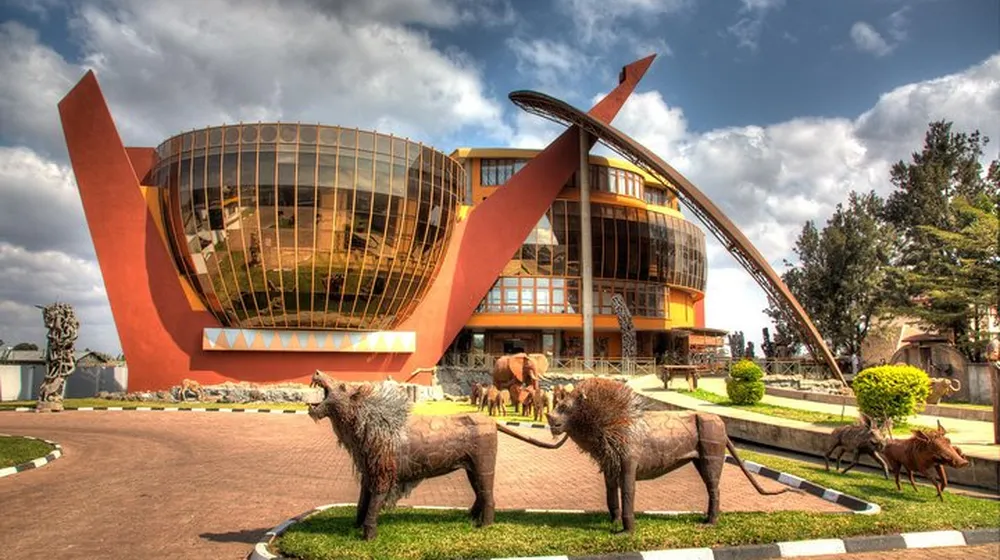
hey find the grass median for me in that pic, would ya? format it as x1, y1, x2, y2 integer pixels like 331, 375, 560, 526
273, 447, 1000, 560
0, 435, 55, 469
677, 389, 935, 435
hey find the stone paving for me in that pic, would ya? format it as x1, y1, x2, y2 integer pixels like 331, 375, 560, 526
0, 410, 846, 560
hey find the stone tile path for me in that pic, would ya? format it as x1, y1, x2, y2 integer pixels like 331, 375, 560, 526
0, 410, 845, 559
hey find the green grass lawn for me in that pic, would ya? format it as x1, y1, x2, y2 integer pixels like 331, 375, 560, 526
274, 448, 1000, 560
411, 401, 546, 425
677, 389, 934, 436
938, 402, 994, 411
0, 435, 55, 469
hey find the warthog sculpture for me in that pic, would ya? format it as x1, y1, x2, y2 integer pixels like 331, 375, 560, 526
546, 377, 790, 533
882, 420, 969, 500
824, 414, 891, 478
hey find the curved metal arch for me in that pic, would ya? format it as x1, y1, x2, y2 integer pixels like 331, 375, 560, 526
509, 90, 845, 384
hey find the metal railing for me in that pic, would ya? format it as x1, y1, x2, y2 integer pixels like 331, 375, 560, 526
437, 353, 657, 376
438, 353, 833, 379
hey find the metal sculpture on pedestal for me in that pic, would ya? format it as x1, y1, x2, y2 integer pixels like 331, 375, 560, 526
546, 377, 789, 533
307, 371, 566, 540
34, 302, 80, 412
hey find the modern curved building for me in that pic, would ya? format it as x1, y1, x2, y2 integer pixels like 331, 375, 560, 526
59, 54, 838, 391
147, 124, 716, 361
450, 148, 714, 359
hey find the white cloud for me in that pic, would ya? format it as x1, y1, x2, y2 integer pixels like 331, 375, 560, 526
556, 0, 692, 47
576, 53, 1000, 347
726, 0, 785, 52
850, 8, 910, 57
506, 37, 590, 94
0, 147, 93, 259
850, 22, 893, 57
0, 242, 116, 353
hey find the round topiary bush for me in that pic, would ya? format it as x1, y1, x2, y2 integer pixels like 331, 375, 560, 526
852, 364, 931, 424
726, 359, 765, 405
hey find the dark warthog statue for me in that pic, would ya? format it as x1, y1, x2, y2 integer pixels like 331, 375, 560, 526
546, 378, 790, 533
308, 371, 566, 540
882, 420, 969, 501
824, 414, 891, 478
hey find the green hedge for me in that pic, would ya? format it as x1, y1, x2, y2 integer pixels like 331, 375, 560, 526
852, 364, 931, 424
726, 359, 765, 405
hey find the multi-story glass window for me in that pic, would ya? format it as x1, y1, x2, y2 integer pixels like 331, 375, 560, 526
480, 158, 529, 186
151, 124, 464, 331
476, 277, 669, 317
475, 199, 707, 317
644, 186, 672, 207
566, 164, 646, 200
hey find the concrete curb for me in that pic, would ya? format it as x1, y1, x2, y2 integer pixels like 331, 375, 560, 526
247, 459, 882, 560
0, 434, 63, 478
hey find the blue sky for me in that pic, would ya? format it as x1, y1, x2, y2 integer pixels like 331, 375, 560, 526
0, 0, 998, 356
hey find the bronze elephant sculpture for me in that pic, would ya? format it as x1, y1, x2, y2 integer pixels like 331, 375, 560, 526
492, 352, 549, 393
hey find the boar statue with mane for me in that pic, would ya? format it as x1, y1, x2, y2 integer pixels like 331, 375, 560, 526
547, 377, 791, 533
308, 371, 498, 540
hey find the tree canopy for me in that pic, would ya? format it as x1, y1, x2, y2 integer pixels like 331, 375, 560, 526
765, 120, 999, 363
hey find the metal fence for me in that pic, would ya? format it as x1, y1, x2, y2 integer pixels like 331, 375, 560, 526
438, 353, 832, 378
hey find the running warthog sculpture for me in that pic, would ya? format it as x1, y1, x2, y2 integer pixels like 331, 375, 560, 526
882, 421, 969, 501
824, 414, 891, 478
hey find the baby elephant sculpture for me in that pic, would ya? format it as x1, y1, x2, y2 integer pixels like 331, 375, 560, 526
926, 377, 961, 405
308, 372, 497, 540
824, 414, 891, 478
547, 378, 790, 533
492, 352, 549, 393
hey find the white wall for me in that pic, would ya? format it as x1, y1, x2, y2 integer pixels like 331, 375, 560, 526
0, 365, 129, 401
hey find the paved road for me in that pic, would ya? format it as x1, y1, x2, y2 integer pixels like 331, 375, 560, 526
0, 411, 844, 559
812, 543, 999, 559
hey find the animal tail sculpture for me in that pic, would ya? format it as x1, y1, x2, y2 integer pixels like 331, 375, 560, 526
726, 439, 793, 496
496, 423, 569, 449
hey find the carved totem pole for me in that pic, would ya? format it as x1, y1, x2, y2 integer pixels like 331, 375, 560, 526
35, 302, 80, 412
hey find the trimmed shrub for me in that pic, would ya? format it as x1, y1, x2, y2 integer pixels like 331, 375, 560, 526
852, 364, 931, 424
727, 359, 765, 405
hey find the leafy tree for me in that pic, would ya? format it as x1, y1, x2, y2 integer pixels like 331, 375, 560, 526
881, 120, 1000, 360
13, 342, 38, 351
766, 191, 895, 359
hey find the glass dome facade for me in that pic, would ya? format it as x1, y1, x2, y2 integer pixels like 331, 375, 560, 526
150, 123, 464, 330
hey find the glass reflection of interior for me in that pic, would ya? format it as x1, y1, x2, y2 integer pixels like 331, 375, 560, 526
475, 199, 706, 318
152, 124, 462, 331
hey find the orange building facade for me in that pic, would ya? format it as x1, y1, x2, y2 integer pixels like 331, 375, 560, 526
448, 148, 716, 361
57, 55, 724, 391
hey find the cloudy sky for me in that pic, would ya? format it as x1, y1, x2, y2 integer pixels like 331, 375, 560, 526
0, 0, 998, 356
